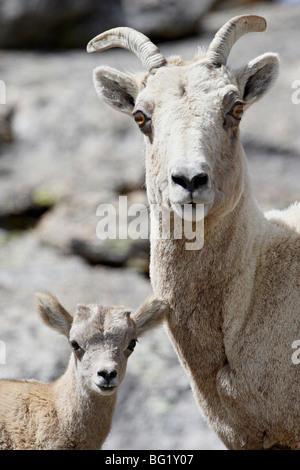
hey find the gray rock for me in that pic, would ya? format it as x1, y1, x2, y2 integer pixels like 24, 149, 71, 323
0, 105, 14, 144
122, 0, 214, 40
37, 191, 150, 271
0, 0, 123, 48
0, 0, 215, 49
0, 0, 278, 49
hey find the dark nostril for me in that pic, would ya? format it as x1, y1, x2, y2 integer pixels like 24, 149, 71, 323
97, 369, 108, 380
192, 173, 208, 190
172, 172, 209, 192
171, 174, 188, 190
97, 369, 117, 381
108, 369, 117, 380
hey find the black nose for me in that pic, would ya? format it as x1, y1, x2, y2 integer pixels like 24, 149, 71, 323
97, 369, 117, 383
171, 172, 209, 192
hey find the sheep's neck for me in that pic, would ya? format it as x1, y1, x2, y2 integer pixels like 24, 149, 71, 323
150, 170, 262, 292
53, 356, 117, 449
149, 171, 263, 444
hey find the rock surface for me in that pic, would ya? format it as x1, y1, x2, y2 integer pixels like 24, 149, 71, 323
0, 0, 123, 49
0, 2, 299, 450
0, 0, 274, 49
0, 0, 215, 49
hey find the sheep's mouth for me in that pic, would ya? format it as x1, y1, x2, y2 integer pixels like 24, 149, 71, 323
170, 201, 206, 222
97, 384, 117, 394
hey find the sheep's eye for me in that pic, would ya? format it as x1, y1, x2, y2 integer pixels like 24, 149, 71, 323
134, 111, 147, 127
127, 339, 137, 351
71, 340, 80, 351
230, 103, 244, 120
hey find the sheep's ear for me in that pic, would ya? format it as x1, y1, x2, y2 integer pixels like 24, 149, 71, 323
235, 53, 279, 107
132, 296, 170, 337
35, 293, 73, 337
93, 66, 139, 114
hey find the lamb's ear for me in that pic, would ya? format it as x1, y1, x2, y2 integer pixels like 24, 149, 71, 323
235, 53, 279, 107
93, 66, 139, 114
132, 296, 170, 337
35, 293, 73, 337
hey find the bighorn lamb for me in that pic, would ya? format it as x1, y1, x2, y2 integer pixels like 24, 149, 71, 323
0, 294, 168, 450
88, 15, 300, 450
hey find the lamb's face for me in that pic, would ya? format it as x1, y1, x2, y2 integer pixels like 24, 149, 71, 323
36, 292, 170, 397
133, 61, 246, 220
69, 305, 137, 396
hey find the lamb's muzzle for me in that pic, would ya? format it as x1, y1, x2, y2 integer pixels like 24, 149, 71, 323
96, 368, 118, 394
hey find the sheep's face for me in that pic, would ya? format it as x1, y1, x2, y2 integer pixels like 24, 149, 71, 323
36, 293, 170, 397
133, 61, 246, 220
69, 305, 137, 396
93, 51, 278, 222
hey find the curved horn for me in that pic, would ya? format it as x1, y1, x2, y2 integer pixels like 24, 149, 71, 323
87, 27, 167, 72
207, 15, 267, 66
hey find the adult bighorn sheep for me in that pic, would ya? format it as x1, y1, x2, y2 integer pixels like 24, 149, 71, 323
87, 15, 300, 450
0, 294, 168, 450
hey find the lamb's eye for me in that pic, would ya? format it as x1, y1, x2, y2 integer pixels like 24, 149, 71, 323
134, 111, 147, 127
231, 103, 244, 120
70, 340, 80, 351
127, 339, 137, 351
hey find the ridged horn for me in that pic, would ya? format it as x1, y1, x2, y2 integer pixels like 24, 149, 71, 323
207, 15, 267, 66
87, 27, 167, 72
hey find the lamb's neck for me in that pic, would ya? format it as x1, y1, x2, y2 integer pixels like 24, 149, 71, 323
53, 356, 117, 449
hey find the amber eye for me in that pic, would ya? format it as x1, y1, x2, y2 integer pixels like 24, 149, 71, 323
231, 103, 244, 120
134, 111, 147, 127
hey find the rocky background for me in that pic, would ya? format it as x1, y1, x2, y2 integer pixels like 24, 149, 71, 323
0, 0, 299, 450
